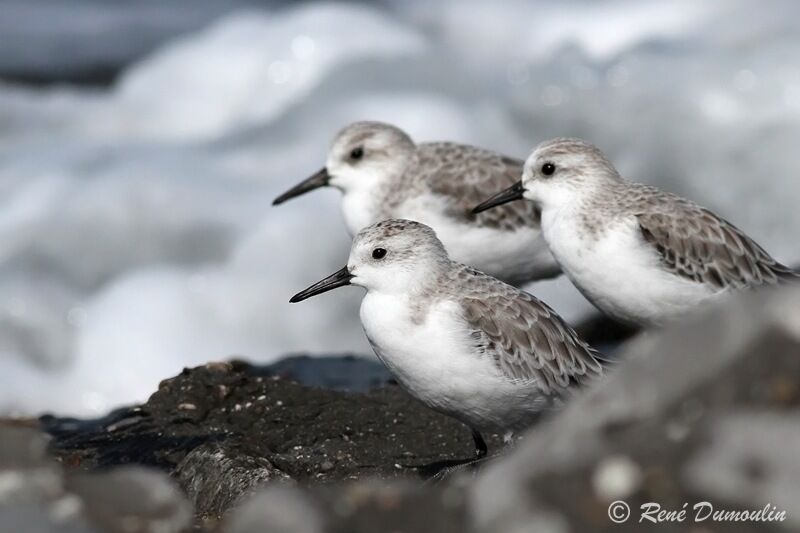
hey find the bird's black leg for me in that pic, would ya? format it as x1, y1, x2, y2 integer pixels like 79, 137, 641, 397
425, 429, 492, 484
472, 430, 488, 459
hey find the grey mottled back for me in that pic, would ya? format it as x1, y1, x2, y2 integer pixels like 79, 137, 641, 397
443, 264, 606, 396
384, 142, 541, 231
614, 184, 798, 289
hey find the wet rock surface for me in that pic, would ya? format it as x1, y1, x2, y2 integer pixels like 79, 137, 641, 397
173, 441, 290, 519
2, 289, 799, 532
43, 359, 501, 483
21, 356, 502, 529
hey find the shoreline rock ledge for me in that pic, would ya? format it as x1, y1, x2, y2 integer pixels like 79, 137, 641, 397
2, 287, 800, 532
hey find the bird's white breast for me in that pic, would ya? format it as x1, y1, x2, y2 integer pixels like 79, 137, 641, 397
542, 207, 716, 325
393, 195, 559, 284
340, 189, 380, 237
337, 188, 558, 284
359, 293, 547, 432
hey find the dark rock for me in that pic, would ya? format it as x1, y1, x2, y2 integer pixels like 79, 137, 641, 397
174, 441, 290, 519
472, 287, 800, 532
43, 359, 503, 520
573, 313, 639, 351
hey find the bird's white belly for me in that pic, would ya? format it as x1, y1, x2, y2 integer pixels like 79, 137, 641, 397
340, 190, 378, 237
394, 197, 559, 284
359, 294, 545, 432
543, 212, 715, 326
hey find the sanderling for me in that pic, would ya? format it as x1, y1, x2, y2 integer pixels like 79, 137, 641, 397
473, 138, 798, 326
290, 219, 606, 461
273, 121, 559, 284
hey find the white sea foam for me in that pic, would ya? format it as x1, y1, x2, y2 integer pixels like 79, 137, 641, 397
1, 0, 799, 415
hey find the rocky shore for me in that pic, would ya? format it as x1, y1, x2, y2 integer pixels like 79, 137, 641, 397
3, 288, 800, 532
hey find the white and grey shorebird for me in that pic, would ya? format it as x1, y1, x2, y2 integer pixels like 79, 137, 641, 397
273, 121, 560, 285
289, 219, 606, 460
473, 138, 798, 327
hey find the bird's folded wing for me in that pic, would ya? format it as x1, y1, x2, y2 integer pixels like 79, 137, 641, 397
636, 205, 797, 289
420, 144, 540, 230
459, 285, 605, 396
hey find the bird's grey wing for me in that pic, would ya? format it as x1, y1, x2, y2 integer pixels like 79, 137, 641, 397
456, 269, 606, 396
419, 143, 541, 231
635, 199, 797, 289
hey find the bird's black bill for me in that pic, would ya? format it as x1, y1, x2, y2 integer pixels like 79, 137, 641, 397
471, 181, 525, 214
273, 167, 330, 205
290, 266, 353, 303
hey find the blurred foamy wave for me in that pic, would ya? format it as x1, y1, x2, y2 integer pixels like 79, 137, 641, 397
1, 0, 799, 415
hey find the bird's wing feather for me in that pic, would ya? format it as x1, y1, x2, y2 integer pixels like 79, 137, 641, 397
452, 265, 606, 396
418, 143, 541, 231
633, 189, 797, 289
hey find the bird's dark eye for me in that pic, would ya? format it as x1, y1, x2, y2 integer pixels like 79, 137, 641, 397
372, 248, 387, 260
350, 147, 364, 160
541, 162, 556, 176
